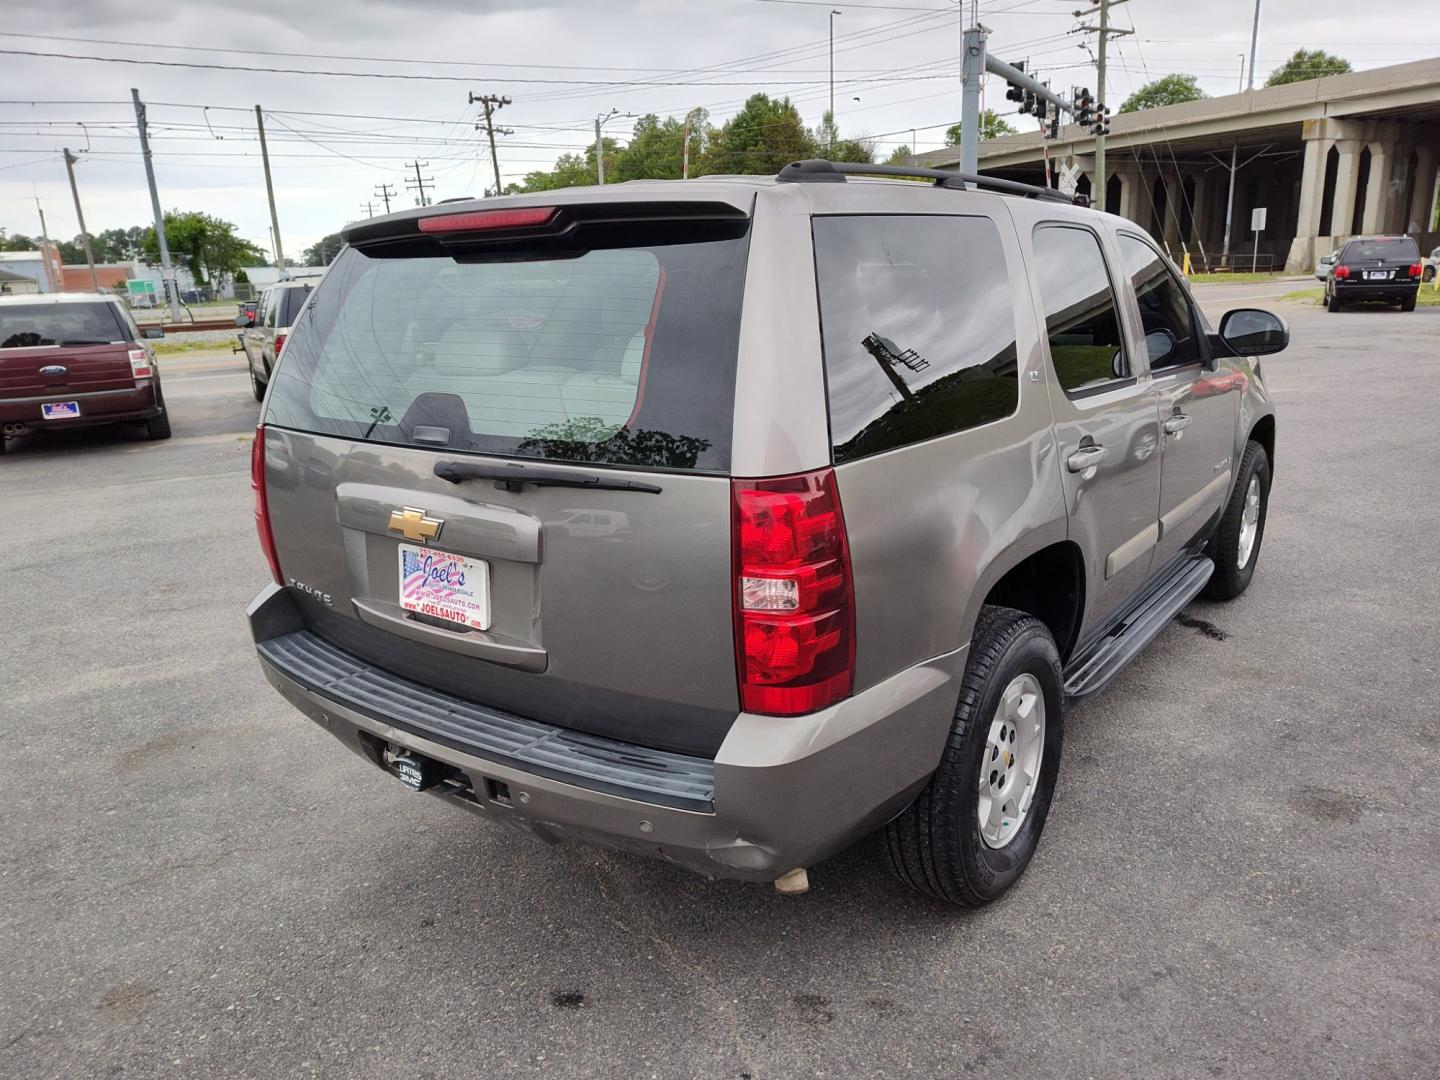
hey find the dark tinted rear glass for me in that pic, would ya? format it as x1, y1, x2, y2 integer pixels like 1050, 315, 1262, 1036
0, 302, 127, 349
1343, 238, 1418, 261
264, 230, 750, 472
279, 285, 312, 325
813, 215, 1019, 463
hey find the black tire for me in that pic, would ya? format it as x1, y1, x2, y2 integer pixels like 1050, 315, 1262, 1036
885, 606, 1064, 906
1399, 294, 1416, 313
1326, 291, 1342, 313
145, 385, 172, 440
249, 363, 267, 403
1203, 440, 1270, 601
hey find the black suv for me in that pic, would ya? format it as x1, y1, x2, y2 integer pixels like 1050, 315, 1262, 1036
1325, 235, 1423, 312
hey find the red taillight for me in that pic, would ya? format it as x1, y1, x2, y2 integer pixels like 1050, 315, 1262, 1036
732, 468, 855, 716
417, 207, 556, 234
1409, 263, 1423, 278
127, 347, 152, 379
274, 332, 286, 357
251, 426, 283, 585
1334, 264, 1350, 279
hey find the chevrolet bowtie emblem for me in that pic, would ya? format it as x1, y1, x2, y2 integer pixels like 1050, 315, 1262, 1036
388, 507, 443, 543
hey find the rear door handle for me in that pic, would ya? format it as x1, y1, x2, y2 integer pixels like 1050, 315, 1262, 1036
1164, 413, 1192, 435
1066, 445, 1108, 473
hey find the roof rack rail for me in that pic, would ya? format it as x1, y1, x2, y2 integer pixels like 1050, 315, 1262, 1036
775, 158, 1079, 205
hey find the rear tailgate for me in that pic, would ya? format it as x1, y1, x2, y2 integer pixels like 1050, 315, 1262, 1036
260, 201, 752, 757
0, 302, 137, 397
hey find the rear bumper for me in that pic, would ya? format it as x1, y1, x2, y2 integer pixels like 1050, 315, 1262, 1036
1334, 281, 1419, 301
249, 582, 964, 882
0, 382, 160, 427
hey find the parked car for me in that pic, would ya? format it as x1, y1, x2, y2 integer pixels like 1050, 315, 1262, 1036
0, 293, 170, 453
1424, 245, 1438, 283
1315, 251, 1337, 282
246, 160, 1284, 905
1323, 235, 1424, 311
239, 281, 313, 402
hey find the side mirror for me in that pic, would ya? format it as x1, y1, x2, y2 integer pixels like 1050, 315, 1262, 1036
1219, 308, 1288, 357
1144, 329, 1176, 366
234, 314, 251, 328
142, 326, 164, 340
1110, 348, 1126, 379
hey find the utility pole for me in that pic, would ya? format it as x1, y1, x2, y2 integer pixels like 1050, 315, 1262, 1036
374, 183, 396, 214
62, 149, 100, 291
594, 109, 622, 185
959, 26, 987, 174
1077, 0, 1130, 213
34, 199, 55, 293
405, 162, 434, 207
469, 93, 512, 197
361, 201, 376, 218
682, 119, 691, 179
829, 8, 842, 151
254, 106, 286, 273
131, 88, 179, 322
1246, 0, 1262, 91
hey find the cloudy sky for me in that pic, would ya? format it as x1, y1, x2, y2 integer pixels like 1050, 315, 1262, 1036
2, 0, 1435, 257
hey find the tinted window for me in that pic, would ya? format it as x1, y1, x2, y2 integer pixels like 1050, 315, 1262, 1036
265, 229, 750, 473
1032, 226, 1127, 394
1118, 233, 1197, 369
279, 285, 312, 326
813, 215, 1019, 463
0, 302, 127, 349
1343, 238, 1419, 261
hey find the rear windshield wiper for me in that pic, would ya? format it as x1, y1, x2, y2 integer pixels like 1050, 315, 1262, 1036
57, 339, 116, 346
433, 459, 662, 494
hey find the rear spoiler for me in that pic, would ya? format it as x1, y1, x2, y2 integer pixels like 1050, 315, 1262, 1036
343, 199, 753, 255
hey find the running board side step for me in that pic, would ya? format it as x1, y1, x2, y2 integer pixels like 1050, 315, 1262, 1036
1063, 556, 1215, 702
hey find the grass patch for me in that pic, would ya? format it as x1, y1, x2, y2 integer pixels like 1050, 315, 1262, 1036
1187, 272, 1290, 284
153, 338, 236, 355
1280, 287, 1440, 307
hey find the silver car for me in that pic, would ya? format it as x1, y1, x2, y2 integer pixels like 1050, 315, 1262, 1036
247, 160, 1283, 905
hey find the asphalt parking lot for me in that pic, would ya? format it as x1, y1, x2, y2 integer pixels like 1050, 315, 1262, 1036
2, 286, 1438, 1079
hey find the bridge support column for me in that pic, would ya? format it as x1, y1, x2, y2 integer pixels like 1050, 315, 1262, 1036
1286, 121, 1336, 274
1361, 142, 1392, 234
1113, 168, 1143, 225
1406, 145, 1438, 233
1330, 139, 1365, 240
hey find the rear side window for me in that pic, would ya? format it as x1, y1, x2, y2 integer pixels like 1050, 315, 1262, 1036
813, 215, 1020, 463
0, 302, 127, 349
264, 228, 750, 472
1343, 238, 1418, 261
1032, 225, 1128, 394
279, 286, 312, 326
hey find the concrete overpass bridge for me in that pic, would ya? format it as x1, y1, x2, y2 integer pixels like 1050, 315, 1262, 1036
916, 58, 1440, 273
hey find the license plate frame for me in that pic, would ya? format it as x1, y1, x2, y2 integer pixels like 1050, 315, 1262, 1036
40, 400, 80, 420
398, 543, 491, 631
1364, 270, 1391, 280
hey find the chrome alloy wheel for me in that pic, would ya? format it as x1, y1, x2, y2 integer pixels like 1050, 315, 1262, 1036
978, 673, 1046, 849
1237, 474, 1261, 570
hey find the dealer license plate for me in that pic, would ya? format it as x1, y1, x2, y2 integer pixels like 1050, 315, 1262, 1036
40, 401, 80, 420
398, 543, 490, 630
1364, 270, 1391, 280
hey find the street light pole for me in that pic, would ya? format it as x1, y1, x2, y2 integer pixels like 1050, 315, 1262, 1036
595, 109, 628, 185
830, 9, 842, 151
1246, 0, 1261, 91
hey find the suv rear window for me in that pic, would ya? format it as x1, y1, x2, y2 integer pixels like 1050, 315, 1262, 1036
264, 230, 750, 472
0, 302, 128, 349
813, 215, 1019, 463
278, 286, 312, 326
1343, 238, 1419, 261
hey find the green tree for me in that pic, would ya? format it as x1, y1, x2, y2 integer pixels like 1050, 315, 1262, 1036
1265, 49, 1351, 87
1119, 74, 1207, 113
611, 111, 710, 182
702, 94, 816, 175
944, 110, 1017, 144
885, 145, 914, 165
140, 211, 265, 289
93, 226, 145, 262
0, 230, 39, 251
814, 110, 874, 164
302, 232, 345, 266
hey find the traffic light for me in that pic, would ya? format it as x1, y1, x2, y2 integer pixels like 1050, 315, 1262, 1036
1004, 60, 1027, 105
1021, 89, 1036, 116
1091, 104, 1111, 137
1073, 87, 1094, 127
1047, 101, 1060, 140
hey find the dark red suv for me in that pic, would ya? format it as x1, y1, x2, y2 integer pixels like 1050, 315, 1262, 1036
0, 293, 171, 453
